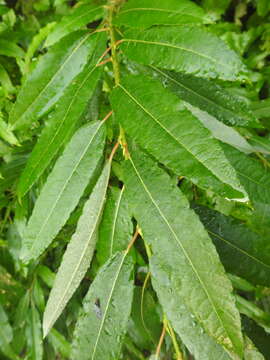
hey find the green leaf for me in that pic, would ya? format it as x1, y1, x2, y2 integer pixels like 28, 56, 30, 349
0, 39, 24, 58
0, 303, 18, 360
244, 336, 265, 360
221, 143, 270, 205
188, 106, 255, 154
195, 206, 270, 286
0, 117, 19, 146
121, 26, 247, 81
114, 0, 208, 28
45, 3, 104, 47
9, 31, 99, 130
110, 74, 246, 199
123, 146, 243, 357
17, 33, 106, 197
96, 186, 133, 266
48, 329, 71, 359
43, 161, 111, 337
252, 98, 270, 119
20, 120, 106, 263
151, 67, 259, 127
202, 0, 231, 17
71, 252, 134, 360
27, 305, 43, 360
0, 63, 15, 94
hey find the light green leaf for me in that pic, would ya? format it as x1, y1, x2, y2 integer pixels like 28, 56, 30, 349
195, 205, 270, 286
188, 106, 255, 154
20, 120, 105, 263
123, 146, 243, 357
114, 0, 208, 28
110, 74, 246, 199
0, 63, 15, 94
10, 31, 99, 130
45, 3, 104, 47
48, 329, 71, 359
43, 161, 111, 337
71, 252, 134, 360
0, 117, 19, 146
151, 67, 259, 127
252, 98, 270, 119
0, 39, 24, 58
17, 33, 106, 197
202, 0, 231, 17
97, 186, 133, 266
121, 26, 247, 81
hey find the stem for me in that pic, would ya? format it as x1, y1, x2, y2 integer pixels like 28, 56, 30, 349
108, 3, 120, 85
126, 227, 139, 253
155, 321, 166, 359
166, 320, 184, 360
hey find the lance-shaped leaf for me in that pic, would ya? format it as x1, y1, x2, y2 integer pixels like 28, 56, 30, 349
20, 121, 105, 263
45, 2, 105, 47
151, 67, 259, 127
123, 147, 243, 357
114, 0, 208, 28
71, 252, 134, 360
121, 26, 247, 81
17, 33, 106, 198
195, 206, 270, 286
110, 74, 246, 199
150, 256, 233, 360
10, 31, 99, 130
96, 186, 133, 266
43, 162, 111, 337
0, 39, 24, 58
221, 143, 270, 205
26, 305, 43, 360
252, 98, 270, 119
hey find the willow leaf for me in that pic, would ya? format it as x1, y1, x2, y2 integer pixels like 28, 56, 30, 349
114, 0, 208, 28
121, 26, 247, 81
195, 206, 270, 286
221, 143, 270, 205
71, 252, 134, 360
96, 186, 133, 266
17, 32, 106, 198
27, 305, 43, 360
151, 67, 259, 127
123, 146, 243, 357
110, 74, 246, 199
43, 161, 111, 337
45, 3, 104, 47
10, 31, 98, 130
20, 121, 105, 263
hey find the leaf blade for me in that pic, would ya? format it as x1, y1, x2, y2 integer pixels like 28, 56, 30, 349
110, 74, 245, 199
43, 161, 111, 337
123, 146, 243, 357
71, 252, 134, 360
20, 120, 105, 262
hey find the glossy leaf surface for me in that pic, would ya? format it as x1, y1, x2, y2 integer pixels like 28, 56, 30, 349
111, 74, 245, 199
71, 252, 134, 360
123, 146, 243, 357
121, 26, 247, 80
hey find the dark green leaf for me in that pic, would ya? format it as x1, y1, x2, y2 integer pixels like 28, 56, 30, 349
115, 0, 208, 28
121, 26, 247, 80
97, 186, 133, 266
151, 67, 259, 127
71, 252, 134, 360
123, 146, 243, 357
195, 206, 270, 286
111, 74, 246, 199
20, 120, 105, 262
